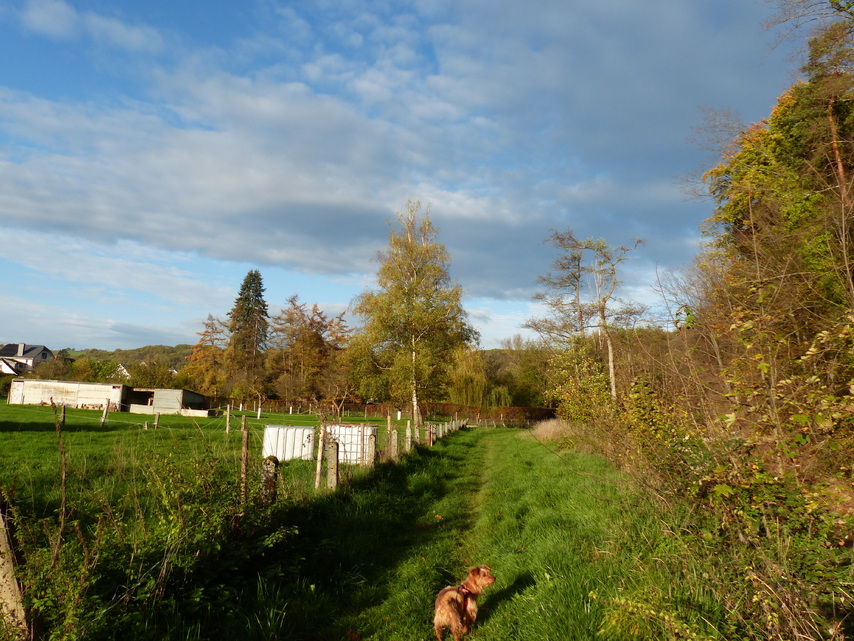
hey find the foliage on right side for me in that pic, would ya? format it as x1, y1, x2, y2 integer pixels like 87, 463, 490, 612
529, 12, 854, 640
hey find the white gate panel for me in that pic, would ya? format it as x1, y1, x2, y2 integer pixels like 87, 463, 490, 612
263, 426, 315, 461
327, 424, 378, 464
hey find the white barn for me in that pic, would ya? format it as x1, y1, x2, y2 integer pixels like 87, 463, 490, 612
8, 379, 212, 416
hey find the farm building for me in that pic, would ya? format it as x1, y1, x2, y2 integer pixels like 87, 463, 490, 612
8, 379, 126, 410
8, 379, 212, 417
126, 387, 210, 417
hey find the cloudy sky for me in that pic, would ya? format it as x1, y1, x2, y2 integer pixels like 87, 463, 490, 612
0, 0, 804, 350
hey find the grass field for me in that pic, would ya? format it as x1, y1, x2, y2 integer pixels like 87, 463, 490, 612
0, 403, 729, 640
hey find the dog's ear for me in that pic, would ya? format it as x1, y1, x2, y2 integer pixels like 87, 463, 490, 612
478, 565, 491, 575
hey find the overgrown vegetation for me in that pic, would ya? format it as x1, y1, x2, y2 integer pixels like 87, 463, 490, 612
1, 403, 752, 641
505, 6, 854, 638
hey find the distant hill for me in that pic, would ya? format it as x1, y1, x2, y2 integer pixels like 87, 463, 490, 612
64, 345, 193, 370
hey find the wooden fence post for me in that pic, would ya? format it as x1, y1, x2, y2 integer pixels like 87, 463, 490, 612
0, 499, 26, 640
99, 398, 109, 427
314, 425, 326, 490
240, 416, 249, 505
325, 440, 339, 490
366, 433, 376, 467
260, 455, 279, 506
389, 428, 399, 461
154, 412, 160, 430
225, 406, 231, 434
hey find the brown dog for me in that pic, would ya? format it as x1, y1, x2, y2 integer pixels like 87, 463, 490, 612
433, 565, 495, 641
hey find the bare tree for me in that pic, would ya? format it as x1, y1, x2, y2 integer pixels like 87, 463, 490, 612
525, 228, 644, 399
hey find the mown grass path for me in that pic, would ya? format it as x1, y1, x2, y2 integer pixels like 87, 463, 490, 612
317, 427, 632, 641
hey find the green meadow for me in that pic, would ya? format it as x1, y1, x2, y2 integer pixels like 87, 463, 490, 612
0, 402, 728, 640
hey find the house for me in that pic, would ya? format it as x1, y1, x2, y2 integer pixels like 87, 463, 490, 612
0, 344, 53, 375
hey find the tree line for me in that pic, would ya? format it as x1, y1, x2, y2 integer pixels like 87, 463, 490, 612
16, 202, 549, 416
176, 201, 549, 421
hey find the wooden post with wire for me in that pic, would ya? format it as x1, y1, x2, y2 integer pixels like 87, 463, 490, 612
325, 440, 339, 490
240, 415, 249, 505
0, 497, 26, 640
314, 424, 326, 490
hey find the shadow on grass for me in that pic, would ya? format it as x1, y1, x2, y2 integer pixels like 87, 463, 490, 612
205, 435, 484, 641
478, 572, 537, 625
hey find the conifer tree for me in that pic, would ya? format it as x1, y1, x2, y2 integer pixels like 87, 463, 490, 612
226, 269, 269, 399
185, 314, 229, 396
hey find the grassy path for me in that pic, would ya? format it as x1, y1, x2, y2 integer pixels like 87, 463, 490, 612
322, 427, 632, 641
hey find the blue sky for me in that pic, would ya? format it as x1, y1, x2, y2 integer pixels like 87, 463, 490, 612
0, 0, 802, 350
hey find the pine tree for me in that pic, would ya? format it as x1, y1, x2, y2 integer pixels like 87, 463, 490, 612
226, 269, 269, 399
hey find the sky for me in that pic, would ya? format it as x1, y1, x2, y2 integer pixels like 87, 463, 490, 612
0, 0, 806, 350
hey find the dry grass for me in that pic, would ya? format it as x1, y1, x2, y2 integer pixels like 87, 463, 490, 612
530, 418, 570, 441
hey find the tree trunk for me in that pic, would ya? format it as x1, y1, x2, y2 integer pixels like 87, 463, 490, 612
411, 343, 422, 426
605, 328, 617, 400
599, 305, 617, 400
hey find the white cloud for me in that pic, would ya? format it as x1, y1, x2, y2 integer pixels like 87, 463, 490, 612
0, 0, 799, 352
83, 13, 164, 54
19, 0, 78, 39
19, 0, 165, 54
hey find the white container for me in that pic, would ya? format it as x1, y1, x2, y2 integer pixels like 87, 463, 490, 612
327, 424, 378, 464
263, 426, 315, 462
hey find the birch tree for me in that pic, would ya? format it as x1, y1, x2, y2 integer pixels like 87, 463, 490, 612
350, 201, 477, 425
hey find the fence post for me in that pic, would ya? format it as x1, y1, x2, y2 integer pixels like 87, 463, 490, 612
240, 416, 249, 505
314, 425, 326, 490
260, 455, 280, 506
0, 499, 26, 640
389, 428, 399, 461
154, 412, 160, 430
366, 433, 376, 467
99, 398, 109, 427
226, 406, 231, 434
325, 440, 339, 490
